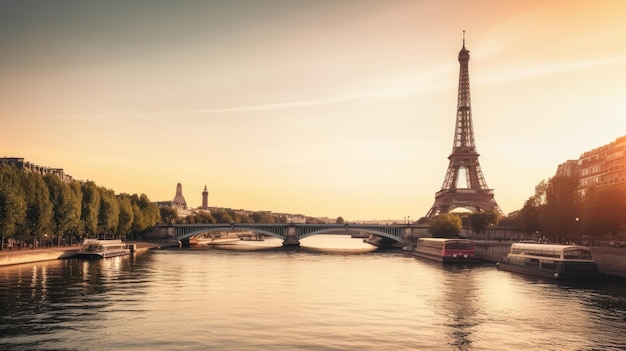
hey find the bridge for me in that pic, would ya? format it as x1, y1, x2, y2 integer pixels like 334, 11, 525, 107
152, 223, 428, 246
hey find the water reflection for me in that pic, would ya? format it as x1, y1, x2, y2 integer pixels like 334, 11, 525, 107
438, 264, 480, 350
2, 246, 626, 350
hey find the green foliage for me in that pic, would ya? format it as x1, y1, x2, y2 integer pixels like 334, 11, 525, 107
0, 166, 163, 245
336, 216, 344, 224
98, 187, 120, 237
428, 214, 462, 238
192, 211, 216, 224
0, 165, 26, 240
159, 207, 180, 224
116, 194, 134, 238
467, 210, 499, 234
44, 175, 80, 242
131, 194, 160, 233
81, 181, 101, 237
22, 172, 53, 240
211, 209, 233, 223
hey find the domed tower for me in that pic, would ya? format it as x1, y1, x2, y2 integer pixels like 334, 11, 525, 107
202, 185, 209, 210
172, 183, 187, 209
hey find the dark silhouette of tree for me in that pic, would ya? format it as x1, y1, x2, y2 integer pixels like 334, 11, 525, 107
540, 175, 580, 243
429, 214, 462, 238
582, 184, 626, 242
468, 210, 499, 235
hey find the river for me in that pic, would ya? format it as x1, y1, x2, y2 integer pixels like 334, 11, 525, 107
1, 235, 625, 350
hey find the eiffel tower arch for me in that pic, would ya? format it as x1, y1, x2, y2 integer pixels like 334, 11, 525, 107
426, 33, 503, 218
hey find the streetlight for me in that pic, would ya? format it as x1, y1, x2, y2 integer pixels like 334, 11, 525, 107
575, 217, 580, 245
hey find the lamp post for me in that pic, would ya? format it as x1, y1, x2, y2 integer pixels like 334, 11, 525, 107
575, 217, 580, 245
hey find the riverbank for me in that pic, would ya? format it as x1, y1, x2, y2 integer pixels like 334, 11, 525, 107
0, 241, 178, 267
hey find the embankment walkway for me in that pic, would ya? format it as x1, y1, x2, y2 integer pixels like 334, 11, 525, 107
0, 242, 171, 267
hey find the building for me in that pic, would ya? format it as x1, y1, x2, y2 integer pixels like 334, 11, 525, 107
202, 185, 209, 210
0, 157, 75, 183
172, 183, 187, 209
425, 34, 502, 217
556, 135, 626, 195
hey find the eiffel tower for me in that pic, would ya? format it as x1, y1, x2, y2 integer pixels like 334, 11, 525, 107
425, 33, 503, 218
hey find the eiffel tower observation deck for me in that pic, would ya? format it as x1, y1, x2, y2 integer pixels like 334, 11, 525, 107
426, 33, 503, 218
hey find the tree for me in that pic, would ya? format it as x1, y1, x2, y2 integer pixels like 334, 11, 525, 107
467, 210, 499, 235
428, 214, 462, 238
582, 184, 626, 242
211, 209, 233, 223
44, 175, 80, 245
159, 207, 180, 224
116, 194, 134, 239
540, 175, 580, 243
336, 216, 345, 224
68, 181, 84, 241
98, 187, 119, 238
130, 193, 160, 236
193, 211, 215, 224
22, 172, 53, 245
81, 181, 101, 238
0, 165, 26, 248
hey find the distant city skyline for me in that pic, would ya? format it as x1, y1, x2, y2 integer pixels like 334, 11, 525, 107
2, 1, 625, 220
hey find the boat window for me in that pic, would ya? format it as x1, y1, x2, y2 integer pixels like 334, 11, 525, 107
445, 241, 472, 251
563, 249, 592, 260
510, 247, 560, 258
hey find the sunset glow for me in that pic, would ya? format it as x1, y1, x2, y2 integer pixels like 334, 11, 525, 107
1, 0, 625, 220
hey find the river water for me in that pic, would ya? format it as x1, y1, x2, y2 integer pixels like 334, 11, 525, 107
1, 235, 625, 351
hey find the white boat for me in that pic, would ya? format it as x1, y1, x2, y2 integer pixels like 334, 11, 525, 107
411, 238, 480, 264
76, 239, 131, 259
496, 243, 599, 280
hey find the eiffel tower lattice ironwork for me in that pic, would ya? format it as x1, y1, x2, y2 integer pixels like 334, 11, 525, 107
425, 33, 503, 218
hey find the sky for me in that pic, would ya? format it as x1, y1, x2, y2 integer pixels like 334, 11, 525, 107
1, 0, 625, 221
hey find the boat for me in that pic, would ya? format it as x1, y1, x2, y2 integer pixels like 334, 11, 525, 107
411, 238, 480, 263
76, 239, 131, 259
496, 243, 599, 280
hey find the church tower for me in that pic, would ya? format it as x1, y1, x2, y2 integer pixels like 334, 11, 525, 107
202, 185, 209, 210
425, 33, 503, 218
172, 182, 187, 209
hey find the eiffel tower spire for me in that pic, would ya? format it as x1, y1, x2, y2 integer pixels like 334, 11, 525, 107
425, 33, 503, 218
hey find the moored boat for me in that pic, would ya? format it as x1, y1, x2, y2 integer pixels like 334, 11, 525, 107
76, 239, 131, 259
496, 243, 599, 280
411, 238, 480, 263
